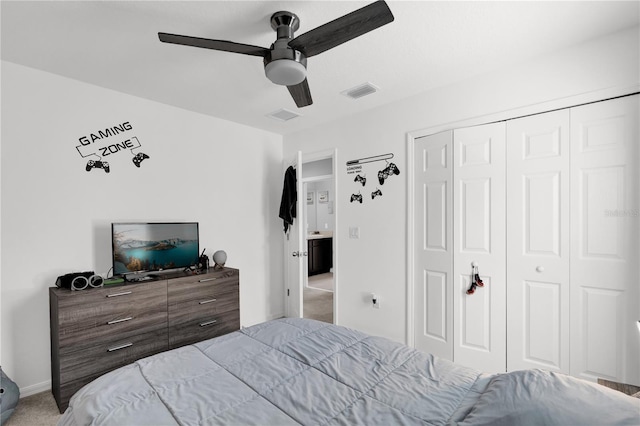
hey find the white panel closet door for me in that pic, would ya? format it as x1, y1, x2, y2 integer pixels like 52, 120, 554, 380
570, 95, 640, 386
413, 131, 454, 360
506, 110, 571, 373
453, 123, 506, 373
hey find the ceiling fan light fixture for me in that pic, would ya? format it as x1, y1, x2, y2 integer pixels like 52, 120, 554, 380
265, 59, 307, 86
159, 1, 394, 106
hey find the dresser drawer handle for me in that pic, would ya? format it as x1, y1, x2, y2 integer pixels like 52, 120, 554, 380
198, 277, 218, 283
199, 319, 218, 327
106, 291, 132, 298
199, 298, 217, 305
107, 343, 133, 352
107, 317, 133, 325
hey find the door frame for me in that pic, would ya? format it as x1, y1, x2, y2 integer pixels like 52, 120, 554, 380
406, 85, 639, 347
285, 148, 339, 324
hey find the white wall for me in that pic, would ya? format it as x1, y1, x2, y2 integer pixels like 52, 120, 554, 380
0, 62, 284, 394
283, 27, 640, 344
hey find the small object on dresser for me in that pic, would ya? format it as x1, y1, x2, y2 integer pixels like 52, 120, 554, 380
55, 271, 103, 291
199, 255, 209, 270
212, 250, 227, 270
104, 277, 125, 286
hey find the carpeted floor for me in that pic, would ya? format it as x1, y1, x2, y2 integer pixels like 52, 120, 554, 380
304, 272, 333, 323
303, 287, 333, 323
308, 272, 334, 292
4, 391, 61, 426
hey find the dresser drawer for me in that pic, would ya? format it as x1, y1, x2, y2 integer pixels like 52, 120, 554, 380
168, 269, 239, 314
169, 309, 240, 349
59, 327, 168, 409
54, 282, 167, 350
168, 288, 238, 326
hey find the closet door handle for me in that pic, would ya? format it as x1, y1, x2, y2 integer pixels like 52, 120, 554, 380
536, 266, 545, 273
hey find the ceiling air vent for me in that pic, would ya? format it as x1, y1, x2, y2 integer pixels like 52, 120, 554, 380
267, 108, 301, 122
341, 82, 379, 100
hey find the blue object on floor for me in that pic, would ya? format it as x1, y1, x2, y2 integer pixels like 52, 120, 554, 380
1, 366, 20, 424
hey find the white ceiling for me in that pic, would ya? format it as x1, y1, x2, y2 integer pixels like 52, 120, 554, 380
2, 1, 638, 135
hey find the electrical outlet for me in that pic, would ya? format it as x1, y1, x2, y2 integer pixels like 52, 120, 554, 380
372, 293, 380, 309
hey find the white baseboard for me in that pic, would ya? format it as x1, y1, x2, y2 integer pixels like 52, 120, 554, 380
19, 380, 51, 398
267, 312, 285, 321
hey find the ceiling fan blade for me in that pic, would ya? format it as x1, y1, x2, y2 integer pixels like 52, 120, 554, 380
158, 32, 269, 57
288, 0, 394, 58
287, 79, 313, 108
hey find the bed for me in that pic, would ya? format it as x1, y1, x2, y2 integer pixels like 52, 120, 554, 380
59, 318, 639, 425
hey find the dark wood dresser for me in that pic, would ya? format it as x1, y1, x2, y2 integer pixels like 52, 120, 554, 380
49, 267, 239, 413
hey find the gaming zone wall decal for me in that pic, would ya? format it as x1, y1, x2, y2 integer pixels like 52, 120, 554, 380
346, 152, 400, 204
75, 121, 150, 174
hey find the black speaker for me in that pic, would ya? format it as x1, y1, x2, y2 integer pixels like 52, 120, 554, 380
198, 255, 209, 270
55, 271, 104, 291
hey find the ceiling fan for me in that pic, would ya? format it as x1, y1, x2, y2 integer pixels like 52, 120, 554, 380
158, 0, 394, 108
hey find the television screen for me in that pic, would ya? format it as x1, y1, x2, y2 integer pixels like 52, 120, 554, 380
112, 222, 199, 275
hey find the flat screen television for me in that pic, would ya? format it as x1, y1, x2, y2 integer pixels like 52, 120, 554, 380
111, 222, 199, 275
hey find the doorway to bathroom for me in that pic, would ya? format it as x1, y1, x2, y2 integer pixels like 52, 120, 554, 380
301, 158, 335, 324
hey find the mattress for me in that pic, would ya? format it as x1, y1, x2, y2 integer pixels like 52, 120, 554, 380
59, 318, 640, 425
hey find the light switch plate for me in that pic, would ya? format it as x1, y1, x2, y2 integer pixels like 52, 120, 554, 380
349, 226, 360, 239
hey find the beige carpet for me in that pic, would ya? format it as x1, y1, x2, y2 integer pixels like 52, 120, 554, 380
308, 272, 333, 291
303, 286, 333, 324
4, 391, 61, 426
305, 272, 333, 323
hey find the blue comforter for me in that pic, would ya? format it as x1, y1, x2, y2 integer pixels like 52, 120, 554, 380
59, 318, 639, 425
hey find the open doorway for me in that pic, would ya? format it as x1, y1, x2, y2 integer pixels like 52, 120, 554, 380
301, 159, 334, 324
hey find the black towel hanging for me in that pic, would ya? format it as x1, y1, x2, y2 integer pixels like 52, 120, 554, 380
279, 166, 297, 233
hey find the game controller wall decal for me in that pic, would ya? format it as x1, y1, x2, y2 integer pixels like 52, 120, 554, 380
86, 160, 110, 173
132, 152, 150, 167
346, 153, 397, 205
377, 162, 400, 185
354, 174, 367, 186
75, 121, 151, 174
